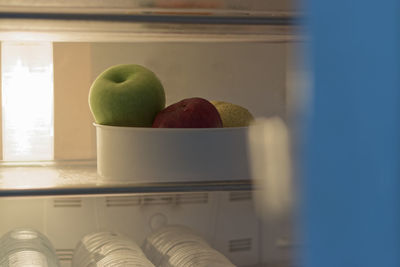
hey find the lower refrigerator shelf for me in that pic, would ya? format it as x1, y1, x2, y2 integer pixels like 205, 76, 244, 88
0, 160, 252, 197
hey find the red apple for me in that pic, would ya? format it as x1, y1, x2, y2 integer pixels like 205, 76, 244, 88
152, 97, 223, 128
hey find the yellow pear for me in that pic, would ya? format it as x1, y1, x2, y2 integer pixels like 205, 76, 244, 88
211, 100, 254, 127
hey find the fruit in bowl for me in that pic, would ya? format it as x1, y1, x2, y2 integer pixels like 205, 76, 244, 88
211, 100, 254, 127
152, 97, 223, 128
89, 64, 165, 127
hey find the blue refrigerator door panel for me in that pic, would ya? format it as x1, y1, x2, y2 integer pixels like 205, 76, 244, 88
300, 1, 400, 267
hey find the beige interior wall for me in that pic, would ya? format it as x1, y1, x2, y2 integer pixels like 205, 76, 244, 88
53, 43, 96, 160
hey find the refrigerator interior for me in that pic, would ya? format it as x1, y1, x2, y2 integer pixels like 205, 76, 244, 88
0, 1, 298, 266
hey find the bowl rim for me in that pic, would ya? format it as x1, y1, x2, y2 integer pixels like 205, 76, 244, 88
93, 123, 250, 132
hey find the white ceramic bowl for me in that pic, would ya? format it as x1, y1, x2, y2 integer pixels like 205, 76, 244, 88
94, 124, 250, 182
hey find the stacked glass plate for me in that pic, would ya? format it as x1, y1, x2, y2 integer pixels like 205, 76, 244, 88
0, 228, 60, 267
142, 225, 235, 267
72, 231, 154, 267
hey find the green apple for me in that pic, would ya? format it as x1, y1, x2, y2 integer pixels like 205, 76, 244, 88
89, 64, 165, 127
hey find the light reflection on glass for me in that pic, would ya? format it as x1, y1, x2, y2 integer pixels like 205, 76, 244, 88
248, 117, 293, 217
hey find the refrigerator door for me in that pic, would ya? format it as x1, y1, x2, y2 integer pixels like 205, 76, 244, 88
300, 0, 400, 266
